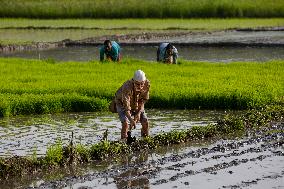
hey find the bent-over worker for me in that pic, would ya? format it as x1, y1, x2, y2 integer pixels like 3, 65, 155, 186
100, 40, 121, 62
114, 70, 150, 139
157, 42, 178, 64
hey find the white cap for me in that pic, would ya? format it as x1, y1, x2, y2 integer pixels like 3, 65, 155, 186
133, 70, 146, 82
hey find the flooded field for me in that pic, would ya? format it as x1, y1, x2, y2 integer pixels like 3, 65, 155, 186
1, 45, 284, 62
1, 122, 283, 189
40, 132, 283, 189
0, 27, 283, 188
0, 109, 224, 157
0, 110, 283, 189
1, 30, 284, 62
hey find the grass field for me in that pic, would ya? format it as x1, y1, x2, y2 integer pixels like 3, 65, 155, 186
0, 58, 283, 117
1, 18, 283, 45
1, 18, 283, 30
0, 0, 283, 18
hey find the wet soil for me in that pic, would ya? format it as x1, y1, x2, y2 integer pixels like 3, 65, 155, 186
0, 42, 65, 53
0, 110, 223, 157
70, 29, 284, 47
1, 122, 281, 189
3, 45, 283, 62
1, 28, 284, 53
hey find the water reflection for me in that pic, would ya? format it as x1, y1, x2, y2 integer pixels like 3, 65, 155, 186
112, 151, 150, 189
0, 109, 228, 157
1, 45, 283, 62
1, 127, 282, 189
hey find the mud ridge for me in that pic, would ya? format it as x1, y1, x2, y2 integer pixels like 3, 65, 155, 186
222, 171, 284, 188
2, 26, 284, 31
1, 29, 284, 53
64, 30, 284, 47
28, 125, 284, 189
0, 41, 65, 53
235, 26, 284, 32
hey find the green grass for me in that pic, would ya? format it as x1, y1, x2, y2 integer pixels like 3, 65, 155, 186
0, 0, 283, 18
1, 18, 283, 45
0, 58, 283, 117
1, 18, 283, 29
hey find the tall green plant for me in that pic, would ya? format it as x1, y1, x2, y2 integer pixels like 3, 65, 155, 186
0, 0, 283, 18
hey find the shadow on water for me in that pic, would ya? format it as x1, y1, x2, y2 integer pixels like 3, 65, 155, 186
1, 45, 284, 62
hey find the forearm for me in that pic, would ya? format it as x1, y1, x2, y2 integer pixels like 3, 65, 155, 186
125, 110, 134, 122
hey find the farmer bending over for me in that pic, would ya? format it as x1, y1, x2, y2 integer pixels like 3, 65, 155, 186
157, 43, 178, 64
114, 70, 150, 139
100, 40, 121, 62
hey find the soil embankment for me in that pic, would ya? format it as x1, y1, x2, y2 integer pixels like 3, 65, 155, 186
0, 41, 65, 53
16, 122, 284, 189
1, 28, 284, 53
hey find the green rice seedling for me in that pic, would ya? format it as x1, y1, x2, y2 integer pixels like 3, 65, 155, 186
75, 144, 90, 163
0, 98, 10, 117
0, 0, 283, 18
0, 102, 283, 179
1, 18, 283, 30
141, 136, 157, 149
44, 139, 64, 166
89, 140, 130, 160
0, 93, 109, 116
89, 140, 111, 160
216, 116, 245, 134
0, 58, 283, 116
28, 146, 38, 164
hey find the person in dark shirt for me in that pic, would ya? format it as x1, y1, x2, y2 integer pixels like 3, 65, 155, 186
100, 40, 121, 62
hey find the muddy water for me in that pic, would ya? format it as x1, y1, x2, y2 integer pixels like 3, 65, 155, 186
1, 123, 282, 189
0, 110, 284, 189
0, 109, 226, 157
1, 45, 284, 62
1, 30, 284, 62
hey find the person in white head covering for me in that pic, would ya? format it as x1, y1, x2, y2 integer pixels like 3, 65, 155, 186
157, 43, 178, 64
113, 70, 150, 140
